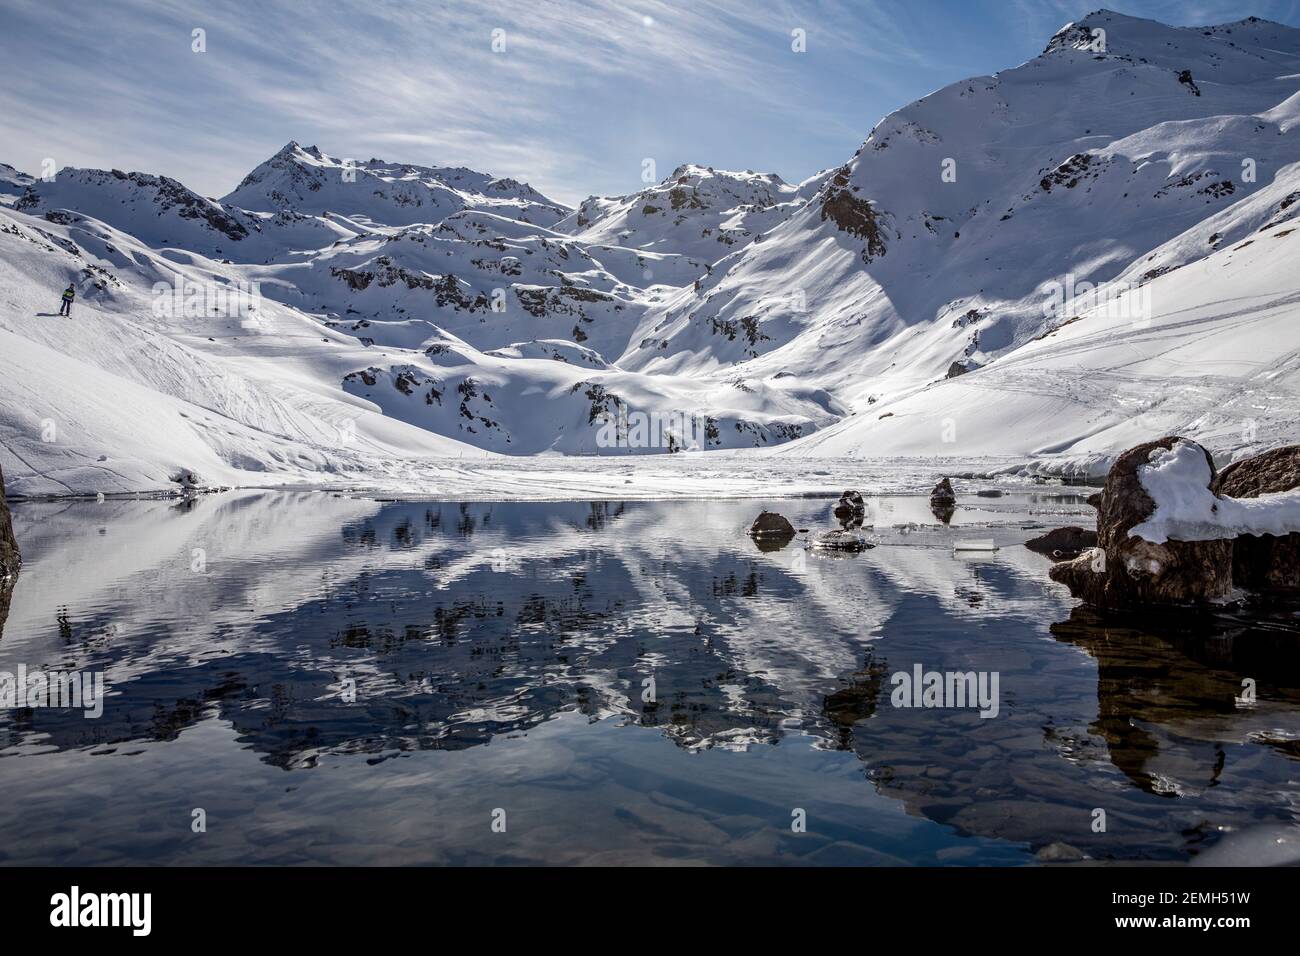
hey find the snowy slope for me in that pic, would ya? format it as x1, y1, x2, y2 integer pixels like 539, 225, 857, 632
776, 187, 1300, 475
619, 12, 1300, 406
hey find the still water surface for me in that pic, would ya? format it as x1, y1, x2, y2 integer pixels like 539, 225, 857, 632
1, 491, 1297, 865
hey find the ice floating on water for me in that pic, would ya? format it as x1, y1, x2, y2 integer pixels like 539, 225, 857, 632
953, 539, 998, 552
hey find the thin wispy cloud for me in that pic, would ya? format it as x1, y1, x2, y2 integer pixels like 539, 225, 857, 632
2, 0, 1299, 204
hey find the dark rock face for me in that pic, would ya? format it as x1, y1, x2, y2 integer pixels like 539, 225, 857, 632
1049, 437, 1233, 608
1025, 526, 1098, 560
749, 511, 796, 551
1212, 445, 1300, 591
819, 167, 888, 263
945, 362, 967, 379
0, 462, 19, 637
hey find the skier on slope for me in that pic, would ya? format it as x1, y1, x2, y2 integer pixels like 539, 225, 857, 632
58, 284, 75, 317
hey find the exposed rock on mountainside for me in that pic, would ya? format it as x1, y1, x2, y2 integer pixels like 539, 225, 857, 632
819, 166, 888, 263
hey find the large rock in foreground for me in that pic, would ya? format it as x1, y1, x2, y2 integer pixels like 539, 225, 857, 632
1212, 445, 1300, 591
0, 462, 19, 638
0, 461, 19, 582
1049, 437, 1233, 608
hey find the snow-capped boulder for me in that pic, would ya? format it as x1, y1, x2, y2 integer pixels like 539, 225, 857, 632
1050, 437, 1233, 607
1212, 445, 1300, 590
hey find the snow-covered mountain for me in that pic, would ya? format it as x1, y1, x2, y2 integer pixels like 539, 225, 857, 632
4, 10, 1300, 495
555, 163, 828, 261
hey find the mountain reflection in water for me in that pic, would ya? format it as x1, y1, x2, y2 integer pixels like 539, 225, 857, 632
0, 491, 1296, 865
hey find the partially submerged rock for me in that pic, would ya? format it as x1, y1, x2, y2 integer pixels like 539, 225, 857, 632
1212, 445, 1300, 591
833, 490, 867, 528
1025, 526, 1098, 561
811, 530, 873, 552
833, 490, 865, 519
1049, 437, 1233, 608
930, 477, 956, 505
930, 477, 956, 524
749, 511, 796, 551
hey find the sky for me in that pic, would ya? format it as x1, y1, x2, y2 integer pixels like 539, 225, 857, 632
3, 0, 1300, 206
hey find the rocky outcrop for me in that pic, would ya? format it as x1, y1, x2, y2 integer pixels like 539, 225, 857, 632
1025, 526, 1097, 560
1212, 445, 1300, 591
749, 511, 796, 551
819, 167, 888, 263
1049, 437, 1233, 608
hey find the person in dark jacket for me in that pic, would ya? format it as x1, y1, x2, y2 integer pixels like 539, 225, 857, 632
58, 284, 75, 316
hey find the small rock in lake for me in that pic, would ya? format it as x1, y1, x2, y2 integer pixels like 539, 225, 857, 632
812, 530, 873, 552
1025, 526, 1098, 560
749, 511, 796, 551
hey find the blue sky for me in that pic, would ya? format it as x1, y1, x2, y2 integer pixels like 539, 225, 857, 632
3, 0, 1300, 205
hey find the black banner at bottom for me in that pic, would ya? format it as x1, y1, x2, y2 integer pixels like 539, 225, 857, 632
0, 865, 1283, 940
